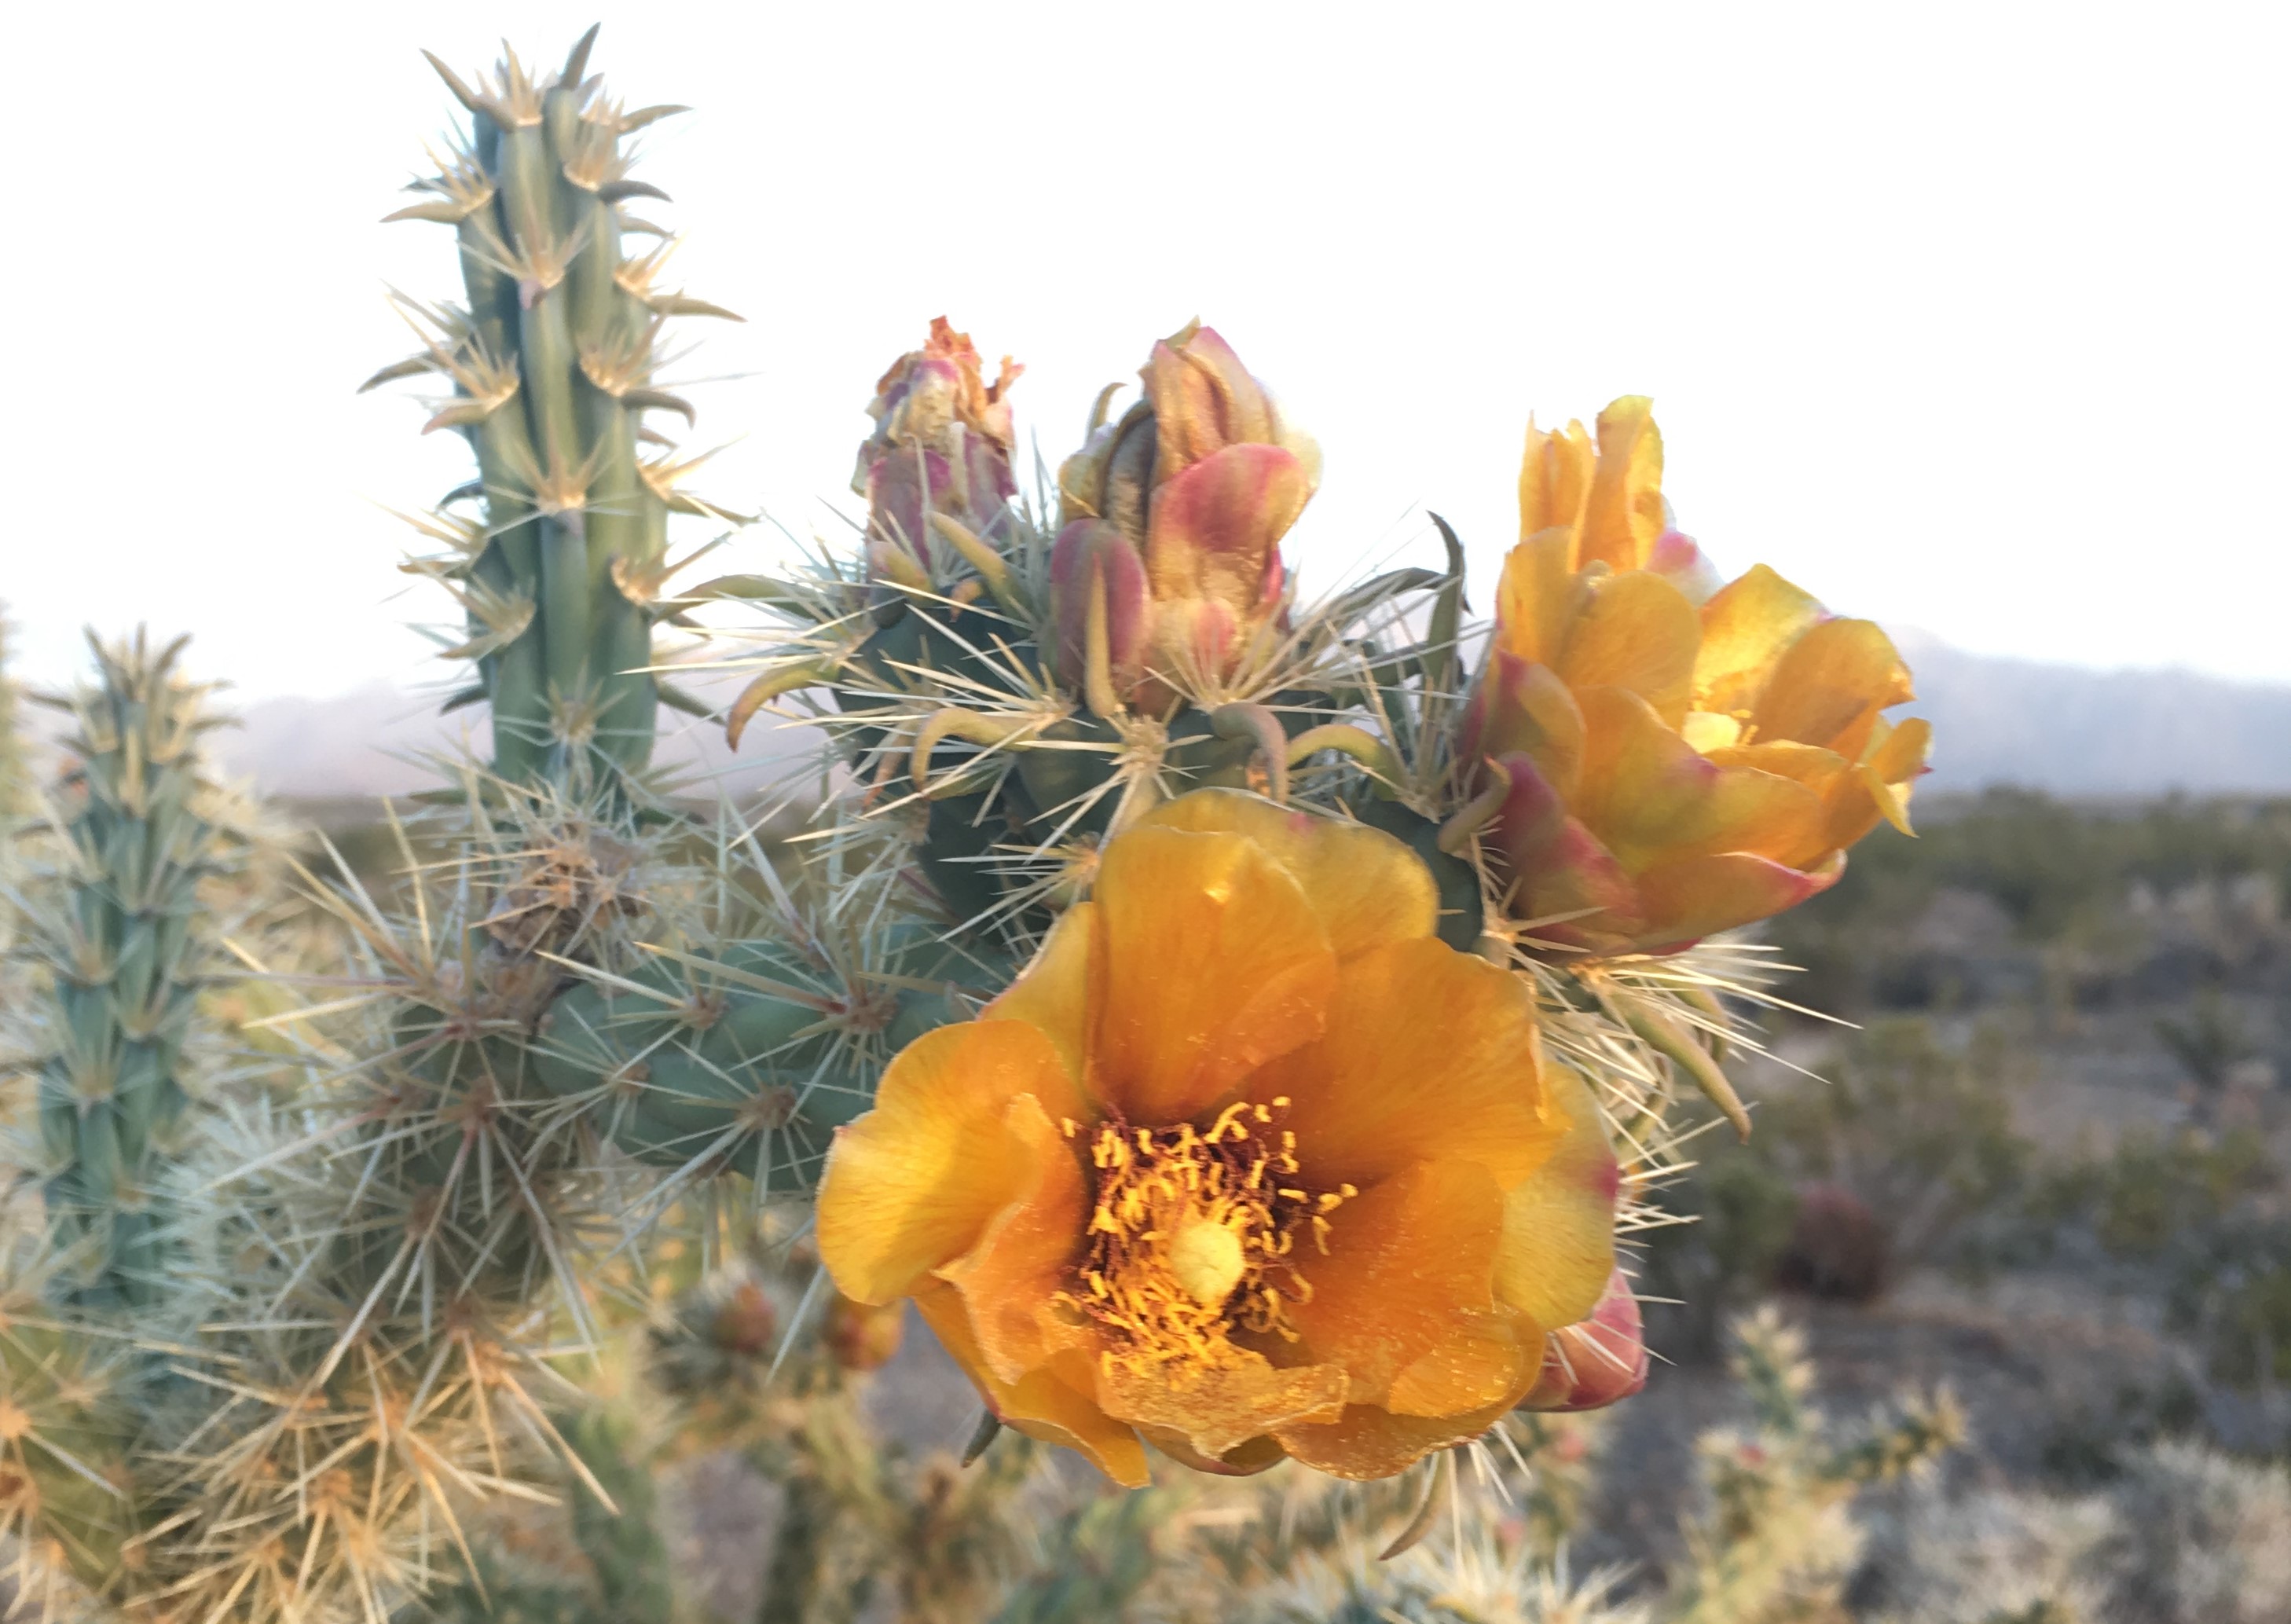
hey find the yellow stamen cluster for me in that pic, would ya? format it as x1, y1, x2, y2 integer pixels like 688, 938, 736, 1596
1058, 1099, 1354, 1373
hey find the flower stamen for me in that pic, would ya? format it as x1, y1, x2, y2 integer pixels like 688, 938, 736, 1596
1056, 1101, 1351, 1372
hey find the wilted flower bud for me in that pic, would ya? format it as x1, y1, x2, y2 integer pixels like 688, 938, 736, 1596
1461, 397, 1930, 956
825, 1291, 905, 1372
853, 317, 1023, 591
1054, 323, 1319, 709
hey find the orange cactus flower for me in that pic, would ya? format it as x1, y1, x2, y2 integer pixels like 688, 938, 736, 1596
1462, 397, 1931, 957
816, 790, 1622, 1484
1052, 324, 1321, 709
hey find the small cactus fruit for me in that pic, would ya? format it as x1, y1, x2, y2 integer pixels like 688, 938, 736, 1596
712, 1278, 779, 1357
16, 630, 237, 1307
368, 25, 742, 789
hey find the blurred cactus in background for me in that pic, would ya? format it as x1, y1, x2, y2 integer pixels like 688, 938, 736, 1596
11, 632, 243, 1310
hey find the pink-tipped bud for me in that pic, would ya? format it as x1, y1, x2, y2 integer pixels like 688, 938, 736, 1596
1052, 324, 1319, 703
1049, 519, 1150, 709
1519, 1267, 1648, 1413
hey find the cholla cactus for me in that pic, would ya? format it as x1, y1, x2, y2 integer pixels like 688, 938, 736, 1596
1660, 1307, 1962, 1624
368, 24, 741, 791
10, 631, 240, 1310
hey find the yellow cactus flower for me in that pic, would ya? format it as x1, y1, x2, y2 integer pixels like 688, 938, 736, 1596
1461, 398, 1931, 957
816, 790, 1622, 1484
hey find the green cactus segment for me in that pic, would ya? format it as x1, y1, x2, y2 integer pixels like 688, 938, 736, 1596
1353, 798, 1486, 954
24, 631, 231, 1308
533, 927, 999, 1184
374, 27, 740, 790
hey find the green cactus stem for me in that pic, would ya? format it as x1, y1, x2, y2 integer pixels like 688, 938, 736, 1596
369, 25, 742, 793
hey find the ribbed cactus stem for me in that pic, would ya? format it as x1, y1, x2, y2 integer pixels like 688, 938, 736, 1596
25, 629, 230, 1308
374, 27, 740, 793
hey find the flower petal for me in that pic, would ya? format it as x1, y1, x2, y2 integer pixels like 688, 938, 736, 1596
1492, 1060, 1618, 1333
984, 902, 1099, 1091
1695, 564, 1825, 719
1490, 753, 1646, 952
1049, 519, 1150, 696
1750, 616, 1915, 757
1274, 1393, 1521, 1481
1288, 1158, 1530, 1417
1648, 530, 1721, 606
1518, 419, 1593, 546
1143, 442, 1310, 620
1493, 530, 1585, 669
915, 1284, 1149, 1487
1862, 715, 1932, 837
1556, 571, 1701, 725
1466, 654, 1587, 798
1572, 687, 1827, 871
1139, 1427, 1288, 1477
1632, 849, 1843, 949
1147, 324, 1276, 475
1703, 741, 1854, 870
1576, 397, 1666, 573
1094, 826, 1337, 1124
1137, 790, 1437, 961
817, 1020, 1082, 1303
937, 1094, 1094, 1384
1098, 1351, 1349, 1460
1261, 939, 1560, 1192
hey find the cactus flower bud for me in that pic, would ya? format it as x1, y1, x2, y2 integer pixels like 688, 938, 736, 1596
1518, 1267, 1648, 1413
1055, 324, 1319, 707
853, 317, 1023, 591
825, 1292, 906, 1373
1048, 519, 1152, 708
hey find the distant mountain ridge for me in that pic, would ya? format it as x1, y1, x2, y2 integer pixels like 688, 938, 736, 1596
22, 641, 2285, 803
1896, 634, 2291, 796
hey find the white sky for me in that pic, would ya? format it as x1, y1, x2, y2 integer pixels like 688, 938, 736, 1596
8, 2, 2286, 699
